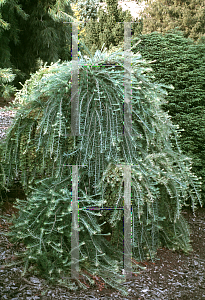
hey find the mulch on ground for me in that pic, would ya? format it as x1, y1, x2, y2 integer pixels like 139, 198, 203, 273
0, 197, 205, 300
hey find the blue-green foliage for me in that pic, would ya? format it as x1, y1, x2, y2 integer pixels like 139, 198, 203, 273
0, 46, 202, 294
131, 29, 205, 205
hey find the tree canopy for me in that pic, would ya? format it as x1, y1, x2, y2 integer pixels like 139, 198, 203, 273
139, 0, 205, 43
0, 0, 76, 88
73, 0, 143, 57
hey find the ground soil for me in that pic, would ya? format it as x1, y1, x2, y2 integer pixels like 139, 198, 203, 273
0, 197, 205, 300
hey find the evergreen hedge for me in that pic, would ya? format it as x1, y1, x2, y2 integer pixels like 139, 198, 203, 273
131, 29, 205, 205
0, 45, 202, 294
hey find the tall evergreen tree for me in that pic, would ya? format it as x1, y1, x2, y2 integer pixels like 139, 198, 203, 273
0, 0, 29, 93
0, 0, 29, 69
139, 0, 205, 43
0, 0, 76, 88
0, 46, 202, 294
69, 0, 99, 54
76, 0, 143, 56
9, 0, 75, 77
73, 0, 99, 23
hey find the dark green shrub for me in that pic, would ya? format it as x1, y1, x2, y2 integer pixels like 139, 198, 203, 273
131, 29, 205, 205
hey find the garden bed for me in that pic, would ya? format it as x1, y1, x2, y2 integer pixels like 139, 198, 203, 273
0, 199, 205, 300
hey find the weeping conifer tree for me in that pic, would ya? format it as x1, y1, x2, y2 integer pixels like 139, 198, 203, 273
0, 43, 202, 294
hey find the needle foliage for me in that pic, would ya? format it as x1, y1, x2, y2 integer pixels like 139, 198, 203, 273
73, 0, 143, 57
0, 44, 202, 294
131, 29, 205, 205
140, 0, 205, 44
0, 0, 76, 87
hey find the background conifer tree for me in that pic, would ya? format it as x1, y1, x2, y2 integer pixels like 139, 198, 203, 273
0, 0, 76, 88
69, 0, 99, 54
0, 0, 29, 94
131, 29, 205, 205
139, 0, 205, 43
0, 0, 29, 69
73, 0, 99, 23
77, 0, 143, 56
